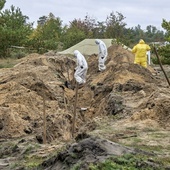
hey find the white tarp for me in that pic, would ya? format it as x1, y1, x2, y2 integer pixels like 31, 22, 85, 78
58, 39, 113, 56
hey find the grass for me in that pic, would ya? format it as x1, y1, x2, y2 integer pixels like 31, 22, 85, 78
25, 155, 44, 168
149, 132, 169, 138
0, 58, 19, 68
9, 155, 44, 169
71, 162, 81, 170
0, 141, 18, 158
88, 154, 165, 170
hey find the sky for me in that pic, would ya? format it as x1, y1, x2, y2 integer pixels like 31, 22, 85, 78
3, 0, 170, 30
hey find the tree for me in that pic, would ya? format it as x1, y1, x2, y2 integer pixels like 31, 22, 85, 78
105, 11, 127, 40
29, 13, 63, 52
132, 25, 144, 42
0, 0, 6, 10
0, 5, 33, 57
93, 21, 106, 38
37, 15, 48, 26
145, 25, 164, 42
61, 15, 107, 49
155, 19, 170, 64
61, 19, 86, 49
162, 19, 170, 42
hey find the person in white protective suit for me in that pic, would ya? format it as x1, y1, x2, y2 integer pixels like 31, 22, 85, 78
95, 39, 108, 71
147, 50, 151, 65
74, 50, 88, 85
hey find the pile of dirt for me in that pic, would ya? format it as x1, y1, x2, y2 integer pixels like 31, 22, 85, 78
107, 44, 134, 64
0, 54, 75, 141
38, 136, 158, 170
130, 87, 170, 128
0, 44, 170, 170
0, 44, 169, 143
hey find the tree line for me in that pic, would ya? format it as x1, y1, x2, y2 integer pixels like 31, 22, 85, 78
0, 0, 170, 64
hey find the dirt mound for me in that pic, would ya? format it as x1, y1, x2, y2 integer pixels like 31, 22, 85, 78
130, 87, 170, 128
0, 54, 75, 140
108, 44, 134, 64
39, 136, 154, 170
0, 44, 169, 143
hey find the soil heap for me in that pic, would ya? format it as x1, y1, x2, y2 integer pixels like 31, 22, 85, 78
0, 44, 170, 169
0, 44, 169, 141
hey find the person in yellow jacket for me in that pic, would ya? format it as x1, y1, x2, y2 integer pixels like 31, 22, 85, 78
132, 39, 151, 68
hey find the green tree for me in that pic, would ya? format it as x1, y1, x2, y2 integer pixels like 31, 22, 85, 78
145, 25, 164, 42
0, 0, 6, 10
93, 21, 106, 38
29, 13, 63, 53
162, 19, 170, 42
61, 19, 87, 49
61, 20, 86, 49
155, 19, 170, 64
0, 5, 33, 57
37, 15, 48, 26
105, 11, 127, 41
132, 25, 144, 42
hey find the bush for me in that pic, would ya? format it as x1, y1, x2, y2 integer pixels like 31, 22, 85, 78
156, 45, 170, 64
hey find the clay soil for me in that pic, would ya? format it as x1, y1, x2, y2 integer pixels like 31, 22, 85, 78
0, 44, 170, 169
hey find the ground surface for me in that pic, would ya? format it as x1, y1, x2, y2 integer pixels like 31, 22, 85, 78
0, 44, 170, 169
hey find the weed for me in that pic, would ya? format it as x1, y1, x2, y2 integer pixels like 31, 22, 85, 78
89, 154, 164, 170
71, 162, 81, 170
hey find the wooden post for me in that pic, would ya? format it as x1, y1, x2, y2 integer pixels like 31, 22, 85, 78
71, 82, 79, 138
43, 91, 47, 144
153, 46, 170, 87
63, 89, 67, 110
66, 58, 70, 83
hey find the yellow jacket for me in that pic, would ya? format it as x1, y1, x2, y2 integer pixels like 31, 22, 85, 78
132, 39, 150, 58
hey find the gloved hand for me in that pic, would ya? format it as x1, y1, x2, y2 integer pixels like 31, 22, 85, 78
81, 66, 83, 69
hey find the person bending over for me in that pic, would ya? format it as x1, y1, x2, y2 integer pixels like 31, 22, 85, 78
74, 50, 88, 85
95, 39, 108, 71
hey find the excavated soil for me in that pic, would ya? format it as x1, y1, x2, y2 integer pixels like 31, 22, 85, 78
0, 44, 170, 169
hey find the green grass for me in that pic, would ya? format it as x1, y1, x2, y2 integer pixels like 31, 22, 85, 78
25, 155, 44, 168
88, 154, 165, 170
0, 58, 19, 68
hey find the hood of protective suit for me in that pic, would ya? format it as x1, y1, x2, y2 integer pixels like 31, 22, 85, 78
139, 39, 145, 44
95, 39, 100, 45
74, 50, 79, 57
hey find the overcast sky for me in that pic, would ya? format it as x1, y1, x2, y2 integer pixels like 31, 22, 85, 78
3, 0, 170, 30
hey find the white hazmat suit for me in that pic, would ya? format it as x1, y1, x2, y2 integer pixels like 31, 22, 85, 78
147, 50, 151, 65
74, 50, 88, 84
95, 39, 108, 71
